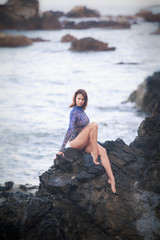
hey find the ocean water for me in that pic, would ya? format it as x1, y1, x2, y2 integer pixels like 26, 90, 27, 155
0, 16, 160, 185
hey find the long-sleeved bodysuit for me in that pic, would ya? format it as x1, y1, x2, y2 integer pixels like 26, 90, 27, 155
60, 106, 90, 151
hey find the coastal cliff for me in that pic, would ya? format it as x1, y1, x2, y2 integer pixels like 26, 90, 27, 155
0, 73, 160, 239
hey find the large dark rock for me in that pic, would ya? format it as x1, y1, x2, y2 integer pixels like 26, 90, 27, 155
0, 183, 38, 239
0, 0, 62, 30
0, 0, 40, 30
66, 6, 100, 18
69, 37, 116, 51
0, 74, 160, 239
125, 71, 160, 115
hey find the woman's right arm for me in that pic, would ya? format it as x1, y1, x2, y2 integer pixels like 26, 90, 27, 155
58, 110, 77, 154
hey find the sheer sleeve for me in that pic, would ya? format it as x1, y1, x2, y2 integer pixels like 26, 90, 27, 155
60, 110, 77, 152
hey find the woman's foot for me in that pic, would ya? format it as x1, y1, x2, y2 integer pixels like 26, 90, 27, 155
91, 152, 100, 165
108, 178, 116, 193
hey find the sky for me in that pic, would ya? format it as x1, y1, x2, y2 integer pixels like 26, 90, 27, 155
0, 0, 160, 15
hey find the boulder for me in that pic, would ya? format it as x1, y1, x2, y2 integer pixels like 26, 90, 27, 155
40, 11, 62, 30
0, 32, 32, 47
69, 37, 116, 51
61, 34, 78, 42
136, 9, 160, 22
66, 6, 100, 18
0, 0, 62, 30
0, 0, 40, 30
0, 32, 49, 47
125, 71, 160, 115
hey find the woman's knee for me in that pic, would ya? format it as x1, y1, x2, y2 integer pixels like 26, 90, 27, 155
90, 122, 98, 129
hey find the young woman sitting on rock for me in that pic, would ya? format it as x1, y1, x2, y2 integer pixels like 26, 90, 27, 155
57, 89, 116, 193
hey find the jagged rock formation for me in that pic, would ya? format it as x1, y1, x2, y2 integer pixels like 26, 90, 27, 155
1, 97, 160, 239
125, 71, 160, 115
69, 37, 116, 51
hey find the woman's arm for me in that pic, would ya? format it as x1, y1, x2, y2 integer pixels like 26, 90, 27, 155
60, 110, 77, 152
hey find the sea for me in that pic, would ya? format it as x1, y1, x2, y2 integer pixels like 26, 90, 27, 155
0, 5, 160, 185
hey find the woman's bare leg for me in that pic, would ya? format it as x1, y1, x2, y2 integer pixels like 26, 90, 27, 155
69, 122, 99, 164
85, 142, 116, 193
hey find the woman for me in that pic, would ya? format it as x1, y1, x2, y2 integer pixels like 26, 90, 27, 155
57, 89, 116, 193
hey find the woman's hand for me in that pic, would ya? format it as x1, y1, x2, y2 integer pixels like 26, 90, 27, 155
57, 151, 64, 156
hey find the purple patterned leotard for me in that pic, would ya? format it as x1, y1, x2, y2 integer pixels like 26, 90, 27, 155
60, 106, 90, 151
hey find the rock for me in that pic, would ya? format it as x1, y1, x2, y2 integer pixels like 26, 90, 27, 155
0, 0, 62, 30
0, 0, 40, 30
0, 33, 49, 47
125, 71, 160, 115
136, 9, 160, 22
0, 183, 37, 239
69, 37, 116, 51
66, 6, 100, 18
1, 74, 160, 239
0, 181, 14, 191
62, 19, 130, 29
40, 11, 62, 30
61, 34, 78, 42
0, 32, 33, 47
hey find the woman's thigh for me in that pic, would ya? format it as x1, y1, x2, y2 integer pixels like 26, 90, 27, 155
69, 123, 96, 150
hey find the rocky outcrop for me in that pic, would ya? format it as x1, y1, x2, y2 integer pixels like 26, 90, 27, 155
66, 6, 100, 18
0, 183, 37, 239
62, 19, 130, 29
0, 0, 40, 30
1, 74, 160, 239
0, 1, 131, 30
0, 32, 49, 47
136, 9, 160, 22
61, 34, 78, 42
125, 71, 160, 115
69, 37, 116, 51
0, 0, 62, 30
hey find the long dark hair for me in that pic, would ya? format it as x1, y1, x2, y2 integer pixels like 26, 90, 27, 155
69, 89, 88, 110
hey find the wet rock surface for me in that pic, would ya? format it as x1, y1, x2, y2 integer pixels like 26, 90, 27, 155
125, 71, 160, 115
1, 98, 160, 239
69, 37, 116, 52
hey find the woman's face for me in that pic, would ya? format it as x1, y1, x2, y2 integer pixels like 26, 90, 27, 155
76, 93, 85, 107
